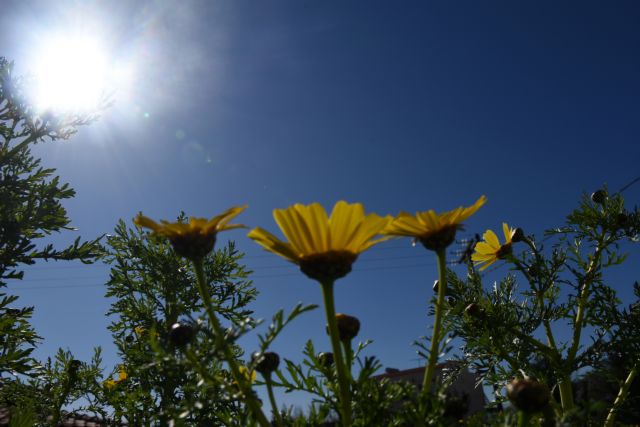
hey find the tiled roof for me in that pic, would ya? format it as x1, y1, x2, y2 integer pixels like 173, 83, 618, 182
0, 408, 8, 426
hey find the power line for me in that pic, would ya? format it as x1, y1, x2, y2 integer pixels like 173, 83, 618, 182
8, 262, 440, 291
12, 254, 434, 281
619, 175, 640, 194
20, 243, 421, 271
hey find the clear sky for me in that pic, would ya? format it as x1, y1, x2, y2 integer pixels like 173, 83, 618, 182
2, 0, 640, 411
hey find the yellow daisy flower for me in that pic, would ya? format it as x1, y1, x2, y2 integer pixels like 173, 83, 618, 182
471, 222, 516, 270
384, 196, 487, 251
134, 206, 247, 260
248, 201, 391, 282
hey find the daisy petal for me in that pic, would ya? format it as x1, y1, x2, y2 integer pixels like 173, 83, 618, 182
248, 227, 298, 262
483, 229, 500, 249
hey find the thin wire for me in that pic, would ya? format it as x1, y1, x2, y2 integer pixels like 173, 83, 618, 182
21, 243, 420, 271
11, 253, 433, 280
9, 262, 440, 291
618, 175, 640, 194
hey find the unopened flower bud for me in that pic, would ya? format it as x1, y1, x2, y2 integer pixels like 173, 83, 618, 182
169, 322, 195, 348
591, 190, 607, 205
334, 313, 360, 341
68, 359, 82, 372
318, 352, 334, 367
68, 360, 82, 380
464, 303, 483, 319
252, 352, 280, 376
507, 378, 550, 414
511, 228, 525, 243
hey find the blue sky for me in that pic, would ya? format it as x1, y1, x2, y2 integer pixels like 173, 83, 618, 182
2, 0, 640, 410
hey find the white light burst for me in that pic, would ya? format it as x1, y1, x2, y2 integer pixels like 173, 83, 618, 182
31, 35, 111, 112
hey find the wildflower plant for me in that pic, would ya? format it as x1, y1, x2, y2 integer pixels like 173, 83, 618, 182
384, 197, 486, 403
105, 216, 260, 424
249, 201, 392, 426
444, 189, 639, 425
3, 54, 640, 427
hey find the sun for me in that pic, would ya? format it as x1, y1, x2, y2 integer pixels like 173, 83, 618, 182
31, 35, 111, 112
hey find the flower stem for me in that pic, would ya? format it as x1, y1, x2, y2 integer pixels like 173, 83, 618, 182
422, 249, 447, 394
604, 363, 638, 427
512, 257, 559, 353
562, 240, 605, 412
517, 411, 532, 427
264, 373, 285, 427
192, 260, 270, 427
342, 340, 354, 381
557, 379, 574, 413
567, 242, 604, 365
320, 280, 352, 426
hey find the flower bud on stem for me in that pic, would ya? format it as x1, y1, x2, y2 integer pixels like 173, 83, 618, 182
252, 353, 284, 427
192, 260, 270, 427
320, 280, 352, 427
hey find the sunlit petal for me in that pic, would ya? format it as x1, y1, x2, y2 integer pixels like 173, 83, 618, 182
483, 230, 500, 249
274, 207, 315, 255
296, 203, 329, 253
329, 201, 364, 250
247, 227, 298, 262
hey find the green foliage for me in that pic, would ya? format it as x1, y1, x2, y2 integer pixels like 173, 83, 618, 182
0, 55, 104, 407
0, 57, 103, 280
1, 348, 106, 426
102, 218, 259, 424
0, 293, 38, 377
444, 189, 639, 424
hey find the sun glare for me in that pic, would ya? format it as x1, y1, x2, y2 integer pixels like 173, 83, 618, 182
31, 36, 110, 112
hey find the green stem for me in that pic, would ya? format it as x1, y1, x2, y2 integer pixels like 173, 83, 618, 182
422, 249, 447, 394
512, 257, 559, 353
562, 240, 605, 412
342, 339, 354, 381
604, 363, 638, 427
517, 411, 532, 427
264, 374, 285, 427
192, 260, 270, 427
320, 280, 352, 426
567, 243, 603, 364
557, 379, 574, 412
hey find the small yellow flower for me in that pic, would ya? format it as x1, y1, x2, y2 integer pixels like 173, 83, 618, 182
134, 326, 146, 336
103, 367, 128, 390
248, 201, 391, 282
103, 379, 118, 390
238, 365, 257, 383
134, 206, 247, 260
384, 196, 486, 251
471, 223, 516, 270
